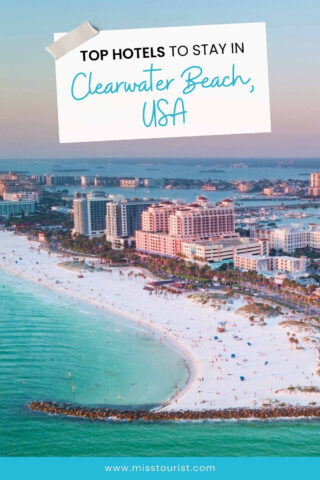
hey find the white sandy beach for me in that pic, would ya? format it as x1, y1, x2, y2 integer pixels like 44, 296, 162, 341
1, 230, 320, 411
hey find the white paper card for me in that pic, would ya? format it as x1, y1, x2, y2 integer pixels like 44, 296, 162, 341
54, 22, 271, 143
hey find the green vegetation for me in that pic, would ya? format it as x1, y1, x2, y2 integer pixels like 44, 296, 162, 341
3, 193, 72, 232
53, 231, 112, 255
236, 302, 282, 318
4, 211, 72, 231
49, 231, 129, 264
285, 386, 320, 394
138, 255, 212, 281
280, 319, 320, 331
58, 261, 97, 272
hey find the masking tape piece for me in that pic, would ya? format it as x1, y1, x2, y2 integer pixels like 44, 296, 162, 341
46, 21, 98, 60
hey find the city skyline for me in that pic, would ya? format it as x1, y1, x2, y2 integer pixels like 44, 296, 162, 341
2, 0, 320, 159
1, 167, 320, 453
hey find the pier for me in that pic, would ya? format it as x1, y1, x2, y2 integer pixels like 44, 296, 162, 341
29, 401, 320, 422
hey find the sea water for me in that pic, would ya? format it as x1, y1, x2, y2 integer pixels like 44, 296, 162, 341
0, 271, 189, 455
1, 270, 320, 456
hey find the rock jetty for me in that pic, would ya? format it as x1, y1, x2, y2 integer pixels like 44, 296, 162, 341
28, 401, 320, 422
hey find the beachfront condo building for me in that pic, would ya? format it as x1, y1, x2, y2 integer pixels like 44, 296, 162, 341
181, 236, 269, 263
135, 197, 236, 257
106, 199, 153, 247
45, 175, 79, 186
141, 201, 180, 233
168, 199, 235, 239
0, 199, 36, 217
308, 172, 320, 197
251, 225, 320, 254
73, 192, 108, 238
234, 253, 308, 274
135, 231, 184, 256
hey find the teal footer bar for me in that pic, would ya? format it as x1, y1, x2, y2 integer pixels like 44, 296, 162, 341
0, 458, 319, 479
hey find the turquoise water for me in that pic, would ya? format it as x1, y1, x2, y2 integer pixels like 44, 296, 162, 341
1, 271, 320, 456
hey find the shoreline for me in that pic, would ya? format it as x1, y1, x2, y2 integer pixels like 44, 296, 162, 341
1, 230, 320, 412
0, 263, 198, 411
0, 235, 198, 410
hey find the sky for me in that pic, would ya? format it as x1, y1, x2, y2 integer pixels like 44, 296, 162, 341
1, 0, 320, 159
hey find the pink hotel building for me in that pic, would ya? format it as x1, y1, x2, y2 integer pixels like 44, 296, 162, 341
135, 197, 236, 256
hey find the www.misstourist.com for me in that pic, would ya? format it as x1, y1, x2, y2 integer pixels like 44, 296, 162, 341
104, 464, 216, 473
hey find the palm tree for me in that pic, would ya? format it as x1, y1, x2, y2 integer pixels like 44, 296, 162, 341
289, 337, 295, 350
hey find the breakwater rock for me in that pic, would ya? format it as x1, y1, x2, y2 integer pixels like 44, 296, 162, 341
28, 401, 320, 422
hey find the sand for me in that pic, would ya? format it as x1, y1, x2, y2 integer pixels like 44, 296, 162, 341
1, 230, 320, 411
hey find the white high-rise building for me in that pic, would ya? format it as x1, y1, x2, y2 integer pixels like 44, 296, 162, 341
73, 192, 108, 238
251, 225, 320, 253
272, 228, 310, 253
309, 225, 320, 249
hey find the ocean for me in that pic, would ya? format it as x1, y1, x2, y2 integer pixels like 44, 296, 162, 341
1, 270, 320, 457
1, 157, 320, 456
0, 157, 316, 182
1, 157, 318, 212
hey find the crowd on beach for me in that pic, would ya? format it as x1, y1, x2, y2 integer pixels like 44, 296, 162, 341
1, 230, 320, 412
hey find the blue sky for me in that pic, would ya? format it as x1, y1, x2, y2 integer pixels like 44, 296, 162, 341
1, 0, 320, 159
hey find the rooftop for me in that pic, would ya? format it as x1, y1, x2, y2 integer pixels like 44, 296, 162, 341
183, 236, 258, 248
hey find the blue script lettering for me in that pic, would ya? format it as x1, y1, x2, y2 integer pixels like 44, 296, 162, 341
71, 65, 175, 101
181, 64, 253, 94
71, 72, 89, 101
142, 98, 187, 127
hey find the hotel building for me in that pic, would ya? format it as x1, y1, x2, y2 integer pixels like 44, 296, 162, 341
136, 197, 236, 256
181, 236, 269, 263
106, 198, 153, 247
136, 231, 183, 256
308, 172, 320, 197
309, 225, 320, 249
120, 178, 140, 189
168, 199, 235, 239
80, 176, 94, 188
234, 253, 308, 274
0, 199, 36, 217
251, 225, 320, 253
45, 175, 78, 186
140, 201, 180, 233
73, 192, 108, 238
